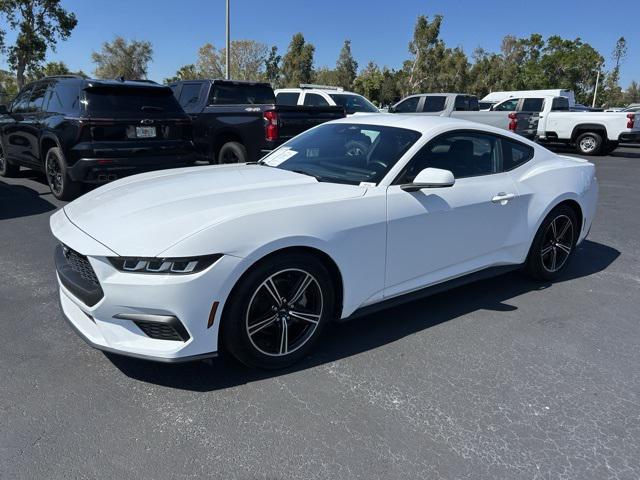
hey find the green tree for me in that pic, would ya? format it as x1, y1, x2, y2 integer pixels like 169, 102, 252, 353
0, 0, 77, 88
353, 61, 383, 104
313, 67, 338, 86
281, 33, 315, 87
402, 14, 445, 95
264, 45, 281, 87
601, 37, 627, 107
92, 36, 153, 80
191, 40, 268, 81
0, 69, 18, 105
626, 80, 640, 104
335, 39, 358, 89
164, 64, 199, 84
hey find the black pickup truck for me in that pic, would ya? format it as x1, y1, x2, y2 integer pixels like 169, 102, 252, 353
169, 80, 345, 163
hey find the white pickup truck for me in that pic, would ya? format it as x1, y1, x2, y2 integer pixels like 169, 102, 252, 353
389, 93, 537, 139
535, 96, 640, 155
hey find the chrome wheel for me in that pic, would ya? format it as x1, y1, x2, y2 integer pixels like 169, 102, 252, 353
46, 153, 64, 195
246, 268, 323, 357
541, 214, 574, 272
579, 136, 597, 153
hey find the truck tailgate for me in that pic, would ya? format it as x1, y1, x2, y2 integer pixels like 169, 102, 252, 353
276, 106, 346, 142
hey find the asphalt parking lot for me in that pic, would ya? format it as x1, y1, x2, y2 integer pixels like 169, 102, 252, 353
1, 148, 639, 480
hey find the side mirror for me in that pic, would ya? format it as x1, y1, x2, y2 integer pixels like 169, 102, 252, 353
0, 105, 8, 114
401, 167, 455, 192
388, 105, 396, 113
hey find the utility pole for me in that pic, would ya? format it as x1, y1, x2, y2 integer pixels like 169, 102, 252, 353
592, 68, 601, 108
225, 0, 230, 80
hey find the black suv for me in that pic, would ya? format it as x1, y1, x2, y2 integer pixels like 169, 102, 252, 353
0, 76, 195, 200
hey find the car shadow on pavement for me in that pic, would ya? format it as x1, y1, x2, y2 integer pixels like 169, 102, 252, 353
610, 149, 640, 159
0, 178, 57, 220
107, 239, 620, 391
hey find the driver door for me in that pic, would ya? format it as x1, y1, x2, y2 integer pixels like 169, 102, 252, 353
384, 130, 524, 298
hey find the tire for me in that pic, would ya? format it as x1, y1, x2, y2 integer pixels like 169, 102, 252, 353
217, 141, 247, 164
45, 147, 82, 201
575, 132, 603, 156
0, 143, 20, 177
525, 204, 578, 281
602, 141, 618, 155
221, 253, 335, 369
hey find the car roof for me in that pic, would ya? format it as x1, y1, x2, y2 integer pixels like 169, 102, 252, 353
328, 113, 536, 143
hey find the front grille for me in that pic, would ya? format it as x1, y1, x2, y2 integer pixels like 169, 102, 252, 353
55, 244, 104, 307
63, 247, 100, 285
134, 321, 185, 341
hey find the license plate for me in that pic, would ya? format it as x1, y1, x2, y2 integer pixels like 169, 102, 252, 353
135, 126, 156, 138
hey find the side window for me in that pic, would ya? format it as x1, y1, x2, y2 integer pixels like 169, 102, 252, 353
422, 96, 446, 112
303, 93, 329, 106
521, 98, 544, 112
394, 96, 419, 113
47, 82, 80, 115
551, 97, 569, 111
501, 138, 534, 171
493, 98, 520, 111
27, 83, 49, 112
398, 131, 500, 183
454, 96, 472, 111
275, 92, 300, 106
178, 83, 202, 109
12, 87, 33, 113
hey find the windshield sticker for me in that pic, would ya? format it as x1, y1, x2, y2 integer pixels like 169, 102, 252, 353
306, 148, 320, 157
264, 148, 298, 166
359, 182, 377, 187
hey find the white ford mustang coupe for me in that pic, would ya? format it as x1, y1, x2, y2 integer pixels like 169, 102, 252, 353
51, 115, 598, 368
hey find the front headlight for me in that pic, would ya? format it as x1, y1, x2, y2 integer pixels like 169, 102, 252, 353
108, 254, 222, 274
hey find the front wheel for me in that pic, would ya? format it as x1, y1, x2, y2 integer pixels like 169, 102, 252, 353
222, 253, 335, 369
525, 205, 578, 281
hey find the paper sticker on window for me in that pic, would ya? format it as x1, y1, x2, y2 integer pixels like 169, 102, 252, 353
264, 148, 298, 166
306, 148, 319, 157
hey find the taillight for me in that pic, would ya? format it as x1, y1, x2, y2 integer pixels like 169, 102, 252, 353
264, 110, 279, 141
627, 113, 635, 129
508, 113, 518, 131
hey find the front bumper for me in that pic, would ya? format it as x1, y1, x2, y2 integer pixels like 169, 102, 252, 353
52, 216, 245, 362
68, 152, 197, 183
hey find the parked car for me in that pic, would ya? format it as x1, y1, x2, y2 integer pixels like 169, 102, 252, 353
481, 89, 576, 108
51, 114, 598, 368
275, 84, 379, 115
535, 96, 640, 155
0, 76, 196, 200
170, 80, 345, 163
388, 93, 537, 139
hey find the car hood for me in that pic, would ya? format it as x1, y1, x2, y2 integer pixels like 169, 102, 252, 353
63, 164, 366, 256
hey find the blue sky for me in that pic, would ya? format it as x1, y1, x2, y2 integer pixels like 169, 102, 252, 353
1, 0, 638, 87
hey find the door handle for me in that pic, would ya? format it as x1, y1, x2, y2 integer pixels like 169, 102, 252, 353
492, 192, 516, 204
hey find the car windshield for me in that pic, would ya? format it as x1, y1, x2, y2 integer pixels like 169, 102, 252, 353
260, 123, 421, 185
329, 94, 379, 113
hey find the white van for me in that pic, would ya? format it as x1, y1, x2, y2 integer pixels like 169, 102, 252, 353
481, 89, 576, 111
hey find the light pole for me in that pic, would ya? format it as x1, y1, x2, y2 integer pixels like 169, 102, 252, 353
592, 68, 601, 108
225, 0, 230, 80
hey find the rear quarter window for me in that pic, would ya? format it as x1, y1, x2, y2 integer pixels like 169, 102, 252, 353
502, 138, 534, 171
275, 92, 300, 106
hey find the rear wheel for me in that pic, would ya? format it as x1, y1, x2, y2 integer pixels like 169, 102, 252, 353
525, 205, 578, 281
222, 253, 335, 369
0, 144, 20, 177
575, 132, 603, 156
45, 147, 82, 201
217, 141, 247, 164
